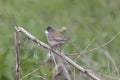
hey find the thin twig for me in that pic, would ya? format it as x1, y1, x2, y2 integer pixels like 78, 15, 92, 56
14, 27, 20, 80
75, 39, 95, 60
86, 32, 120, 53
21, 67, 41, 80
31, 75, 47, 80
15, 26, 101, 80
73, 39, 95, 80
67, 31, 120, 56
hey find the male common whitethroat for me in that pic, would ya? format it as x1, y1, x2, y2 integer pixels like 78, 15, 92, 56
45, 26, 67, 48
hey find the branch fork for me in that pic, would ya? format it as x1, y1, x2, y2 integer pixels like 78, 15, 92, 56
14, 26, 101, 80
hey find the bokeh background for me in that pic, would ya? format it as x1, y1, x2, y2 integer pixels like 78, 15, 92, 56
0, 0, 120, 80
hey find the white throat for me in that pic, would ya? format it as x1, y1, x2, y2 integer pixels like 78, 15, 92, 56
45, 30, 49, 35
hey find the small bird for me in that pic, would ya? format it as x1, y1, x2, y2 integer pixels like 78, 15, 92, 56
45, 26, 67, 48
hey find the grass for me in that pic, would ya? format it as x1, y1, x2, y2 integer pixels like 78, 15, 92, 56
0, 0, 120, 80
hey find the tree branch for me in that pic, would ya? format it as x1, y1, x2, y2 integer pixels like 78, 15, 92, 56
14, 26, 101, 80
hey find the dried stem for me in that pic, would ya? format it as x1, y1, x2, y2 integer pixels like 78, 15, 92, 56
68, 31, 120, 56
14, 26, 101, 80
21, 67, 41, 80
14, 27, 20, 80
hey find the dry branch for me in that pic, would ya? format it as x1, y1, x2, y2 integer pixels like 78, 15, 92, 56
14, 27, 20, 80
14, 26, 101, 80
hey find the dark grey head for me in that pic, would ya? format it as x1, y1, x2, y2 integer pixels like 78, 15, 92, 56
46, 26, 55, 33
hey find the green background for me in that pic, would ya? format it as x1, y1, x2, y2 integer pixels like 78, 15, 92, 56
0, 0, 120, 80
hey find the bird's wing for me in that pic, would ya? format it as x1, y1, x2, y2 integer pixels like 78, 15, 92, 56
53, 32, 67, 42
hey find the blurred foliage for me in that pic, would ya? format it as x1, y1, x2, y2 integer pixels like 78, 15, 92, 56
0, 0, 120, 80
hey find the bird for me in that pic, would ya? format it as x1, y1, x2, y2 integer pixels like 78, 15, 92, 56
45, 26, 67, 49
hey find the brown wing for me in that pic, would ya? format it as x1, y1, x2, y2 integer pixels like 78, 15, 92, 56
52, 32, 67, 42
